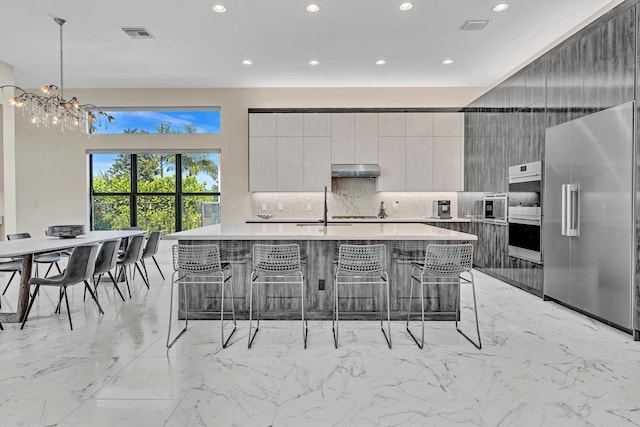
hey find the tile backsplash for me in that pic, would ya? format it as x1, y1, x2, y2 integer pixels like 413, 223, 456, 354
250, 178, 459, 219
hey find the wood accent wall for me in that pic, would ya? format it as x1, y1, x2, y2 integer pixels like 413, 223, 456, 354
463, 1, 639, 331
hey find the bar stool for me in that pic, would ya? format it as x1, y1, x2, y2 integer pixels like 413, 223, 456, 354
248, 243, 307, 349
167, 244, 236, 348
333, 244, 391, 349
406, 243, 481, 350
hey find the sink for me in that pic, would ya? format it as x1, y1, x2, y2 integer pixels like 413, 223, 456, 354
296, 223, 352, 227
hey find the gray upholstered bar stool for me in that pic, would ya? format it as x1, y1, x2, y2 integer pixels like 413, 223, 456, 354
333, 244, 391, 349
406, 243, 481, 349
167, 244, 236, 348
248, 243, 307, 349
21, 243, 103, 330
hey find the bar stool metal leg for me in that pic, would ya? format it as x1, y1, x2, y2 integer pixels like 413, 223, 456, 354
167, 271, 189, 348
455, 272, 482, 349
379, 272, 392, 349
406, 271, 426, 349
220, 273, 237, 348
248, 272, 260, 348
300, 271, 308, 349
332, 273, 339, 348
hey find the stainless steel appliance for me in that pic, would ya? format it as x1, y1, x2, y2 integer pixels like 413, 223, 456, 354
432, 200, 451, 219
508, 161, 542, 263
483, 193, 508, 225
543, 101, 634, 332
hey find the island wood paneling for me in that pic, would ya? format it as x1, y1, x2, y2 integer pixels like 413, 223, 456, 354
464, 1, 638, 324
175, 238, 475, 321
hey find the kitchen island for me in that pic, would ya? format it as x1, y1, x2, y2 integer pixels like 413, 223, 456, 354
165, 223, 477, 320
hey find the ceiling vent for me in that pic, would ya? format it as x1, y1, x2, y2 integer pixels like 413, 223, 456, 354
460, 20, 489, 30
121, 27, 154, 39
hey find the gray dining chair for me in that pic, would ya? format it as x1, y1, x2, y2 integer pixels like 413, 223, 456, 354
85, 239, 124, 301
21, 243, 102, 330
116, 234, 148, 297
0, 258, 22, 298
140, 231, 165, 283
7, 232, 63, 278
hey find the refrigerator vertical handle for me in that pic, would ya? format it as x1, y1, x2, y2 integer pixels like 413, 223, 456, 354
567, 184, 579, 237
561, 184, 568, 236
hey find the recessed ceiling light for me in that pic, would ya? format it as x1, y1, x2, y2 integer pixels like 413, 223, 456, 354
443, 59, 454, 65
399, 2, 413, 11
212, 4, 227, 13
242, 59, 253, 65
309, 60, 320, 66
492, 3, 509, 12
306, 4, 320, 12
375, 60, 387, 65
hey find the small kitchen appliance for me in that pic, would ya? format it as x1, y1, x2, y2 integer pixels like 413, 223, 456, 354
431, 200, 451, 219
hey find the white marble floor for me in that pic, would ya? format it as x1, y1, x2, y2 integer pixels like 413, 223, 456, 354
1, 241, 639, 426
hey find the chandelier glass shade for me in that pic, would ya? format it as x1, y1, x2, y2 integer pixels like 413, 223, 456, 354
0, 17, 113, 134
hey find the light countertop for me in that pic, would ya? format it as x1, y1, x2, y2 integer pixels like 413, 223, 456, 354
166, 223, 477, 241
245, 217, 471, 224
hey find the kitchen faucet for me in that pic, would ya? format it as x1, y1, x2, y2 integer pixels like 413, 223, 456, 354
323, 185, 328, 226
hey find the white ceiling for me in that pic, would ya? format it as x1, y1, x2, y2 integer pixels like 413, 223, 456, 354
0, 0, 624, 89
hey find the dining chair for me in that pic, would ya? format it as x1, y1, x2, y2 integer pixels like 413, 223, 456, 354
87, 239, 125, 301
0, 258, 22, 297
7, 233, 63, 278
116, 234, 148, 297
140, 231, 165, 283
21, 243, 102, 330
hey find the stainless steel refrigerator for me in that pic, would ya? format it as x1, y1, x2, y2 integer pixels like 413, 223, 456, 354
543, 101, 634, 331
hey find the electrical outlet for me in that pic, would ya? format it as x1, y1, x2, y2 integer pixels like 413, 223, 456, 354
278, 203, 284, 210
261, 203, 267, 211
307, 203, 312, 212
318, 279, 325, 290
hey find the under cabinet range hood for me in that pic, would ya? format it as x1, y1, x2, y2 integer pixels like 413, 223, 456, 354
331, 164, 380, 178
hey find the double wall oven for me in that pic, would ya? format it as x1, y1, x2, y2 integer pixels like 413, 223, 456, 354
508, 161, 542, 264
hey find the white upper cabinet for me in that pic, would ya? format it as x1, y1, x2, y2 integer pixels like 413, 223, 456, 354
378, 113, 406, 137
249, 113, 277, 137
249, 136, 277, 191
354, 113, 379, 163
276, 137, 304, 191
434, 113, 462, 137
304, 113, 331, 137
377, 136, 406, 191
331, 113, 355, 164
304, 137, 332, 191
433, 136, 463, 191
405, 136, 434, 191
277, 113, 304, 136
406, 113, 434, 137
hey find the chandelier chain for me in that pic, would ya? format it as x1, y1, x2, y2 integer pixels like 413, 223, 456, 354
59, 19, 64, 98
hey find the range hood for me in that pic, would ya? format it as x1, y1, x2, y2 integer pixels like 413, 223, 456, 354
331, 164, 380, 178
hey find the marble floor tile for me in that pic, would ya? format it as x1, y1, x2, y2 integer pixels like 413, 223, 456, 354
1, 242, 640, 426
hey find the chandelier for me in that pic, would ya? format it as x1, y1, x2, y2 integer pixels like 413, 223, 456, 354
0, 17, 113, 134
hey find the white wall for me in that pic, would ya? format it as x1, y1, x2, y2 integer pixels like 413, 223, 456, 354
0, 61, 15, 236
12, 87, 485, 234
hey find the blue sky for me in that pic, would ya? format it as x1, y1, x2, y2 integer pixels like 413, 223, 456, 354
93, 110, 221, 134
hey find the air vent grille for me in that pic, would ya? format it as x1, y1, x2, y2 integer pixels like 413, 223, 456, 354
121, 27, 154, 39
461, 20, 489, 30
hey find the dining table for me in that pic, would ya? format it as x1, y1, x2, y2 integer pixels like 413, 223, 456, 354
0, 229, 146, 323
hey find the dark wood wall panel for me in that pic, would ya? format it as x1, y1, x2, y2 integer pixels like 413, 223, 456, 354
464, 1, 638, 303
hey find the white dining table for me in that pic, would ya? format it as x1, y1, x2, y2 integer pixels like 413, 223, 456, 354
0, 230, 145, 323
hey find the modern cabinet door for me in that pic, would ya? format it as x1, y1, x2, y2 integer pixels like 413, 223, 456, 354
379, 113, 406, 137
249, 137, 277, 191
277, 113, 304, 136
406, 113, 434, 137
354, 113, 378, 163
377, 137, 406, 191
332, 113, 355, 163
405, 136, 434, 191
304, 137, 331, 191
304, 113, 331, 137
434, 113, 462, 137
249, 113, 277, 137
433, 136, 463, 191
276, 137, 304, 191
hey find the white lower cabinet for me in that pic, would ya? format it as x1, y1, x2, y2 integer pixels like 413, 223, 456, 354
377, 136, 406, 191
405, 136, 434, 191
249, 137, 277, 191
303, 137, 331, 191
276, 137, 304, 191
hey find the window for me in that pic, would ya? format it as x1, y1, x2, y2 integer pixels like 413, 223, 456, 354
90, 108, 221, 135
90, 153, 220, 234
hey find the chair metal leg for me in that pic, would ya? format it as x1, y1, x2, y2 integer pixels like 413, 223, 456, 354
332, 274, 339, 348
55, 287, 63, 314
379, 274, 391, 349
141, 259, 150, 287
84, 280, 105, 315
406, 275, 425, 349
220, 274, 237, 348
455, 272, 481, 350
300, 272, 308, 349
63, 287, 73, 330
135, 263, 150, 289
248, 274, 260, 348
108, 271, 126, 302
20, 284, 40, 329
167, 272, 189, 348
152, 256, 166, 280
2, 271, 17, 295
